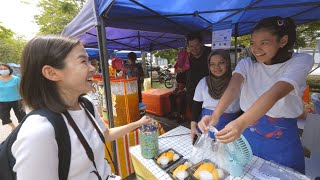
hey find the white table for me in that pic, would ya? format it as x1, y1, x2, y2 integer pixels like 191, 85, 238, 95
130, 126, 310, 180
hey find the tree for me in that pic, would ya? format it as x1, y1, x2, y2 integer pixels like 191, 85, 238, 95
231, 35, 250, 47
231, 22, 320, 49
295, 22, 320, 49
152, 48, 181, 65
0, 24, 26, 64
35, 0, 85, 34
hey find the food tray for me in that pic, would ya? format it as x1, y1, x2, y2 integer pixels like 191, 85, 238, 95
153, 148, 183, 170
186, 159, 229, 180
168, 158, 193, 180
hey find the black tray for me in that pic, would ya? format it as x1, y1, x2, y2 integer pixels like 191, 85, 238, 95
167, 158, 193, 180
153, 148, 183, 170
186, 159, 229, 180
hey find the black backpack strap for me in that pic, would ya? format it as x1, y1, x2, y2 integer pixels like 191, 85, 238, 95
0, 111, 35, 180
79, 96, 95, 117
62, 110, 102, 180
35, 109, 71, 180
1, 109, 71, 180
79, 96, 116, 169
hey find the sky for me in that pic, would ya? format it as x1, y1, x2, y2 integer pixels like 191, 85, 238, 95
0, 0, 40, 40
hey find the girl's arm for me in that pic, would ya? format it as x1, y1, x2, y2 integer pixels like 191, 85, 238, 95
104, 116, 151, 141
215, 81, 294, 143
198, 73, 243, 133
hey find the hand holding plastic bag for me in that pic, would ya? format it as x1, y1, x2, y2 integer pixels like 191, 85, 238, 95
189, 126, 228, 171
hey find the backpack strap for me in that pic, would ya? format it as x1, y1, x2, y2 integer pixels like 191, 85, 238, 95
79, 96, 95, 117
8, 109, 71, 180
79, 96, 116, 171
31, 109, 71, 180
63, 110, 103, 180
0, 112, 33, 180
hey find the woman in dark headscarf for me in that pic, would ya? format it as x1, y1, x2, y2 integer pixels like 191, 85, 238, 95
190, 49, 241, 141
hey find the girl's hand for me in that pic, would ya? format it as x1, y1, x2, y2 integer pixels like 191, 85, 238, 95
215, 120, 247, 144
198, 115, 219, 134
198, 115, 211, 134
136, 115, 152, 126
190, 121, 200, 142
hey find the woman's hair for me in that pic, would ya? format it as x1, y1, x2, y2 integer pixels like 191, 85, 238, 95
252, 16, 297, 64
19, 35, 80, 113
206, 49, 232, 99
0, 63, 13, 75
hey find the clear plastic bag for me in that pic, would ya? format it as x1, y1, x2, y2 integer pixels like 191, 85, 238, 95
189, 127, 228, 173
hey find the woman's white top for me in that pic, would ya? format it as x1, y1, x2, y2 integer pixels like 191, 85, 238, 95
193, 77, 240, 113
12, 99, 111, 180
234, 53, 314, 118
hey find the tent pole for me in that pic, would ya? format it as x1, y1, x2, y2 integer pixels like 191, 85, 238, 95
138, 31, 141, 50
150, 51, 153, 88
234, 23, 239, 67
150, 44, 153, 88
96, 17, 119, 175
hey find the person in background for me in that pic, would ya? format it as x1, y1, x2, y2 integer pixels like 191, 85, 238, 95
168, 48, 190, 123
13, 35, 151, 179
0, 63, 26, 131
198, 16, 313, 173
191, 49, 241, 142
169, 71, 187, 123
124, 52, 144, 103
185, 32, 211, 111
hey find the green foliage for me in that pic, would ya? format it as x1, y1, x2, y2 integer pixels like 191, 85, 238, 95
35, 0, 85, 34
152, 48, 181, 64
295, 22, 320, 48
0, 24, 14, 39
231, 35, 251, 47
231, 22, 320, 49
0, 24, 26, 64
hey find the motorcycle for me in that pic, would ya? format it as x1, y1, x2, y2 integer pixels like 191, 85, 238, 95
155, 65, 175, 88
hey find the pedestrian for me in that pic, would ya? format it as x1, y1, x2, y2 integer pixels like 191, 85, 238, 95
0, 63, 26, 131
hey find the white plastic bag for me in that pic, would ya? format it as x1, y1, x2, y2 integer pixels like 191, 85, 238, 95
189, 127, 228, 171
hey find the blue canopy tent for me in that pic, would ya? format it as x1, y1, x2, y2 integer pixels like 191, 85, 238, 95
63, 0, 320, 174
114, 51, 141, 60
85, 48, 111, 59
85, 48, 141, 60
63, 0, 320, 42
80, 27, 186, 51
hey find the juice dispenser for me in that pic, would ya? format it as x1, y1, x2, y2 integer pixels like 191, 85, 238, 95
110, 77, 140, 127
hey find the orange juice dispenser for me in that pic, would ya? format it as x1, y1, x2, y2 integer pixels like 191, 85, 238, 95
110, 77, 140, 127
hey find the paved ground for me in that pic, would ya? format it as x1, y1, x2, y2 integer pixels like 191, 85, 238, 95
0, 110, 19, 143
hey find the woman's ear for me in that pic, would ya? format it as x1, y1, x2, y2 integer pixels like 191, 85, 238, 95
280, 35, 288, 48
42, 65, 62, 81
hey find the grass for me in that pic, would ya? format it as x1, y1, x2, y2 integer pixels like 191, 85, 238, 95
151, 81, 166, 89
